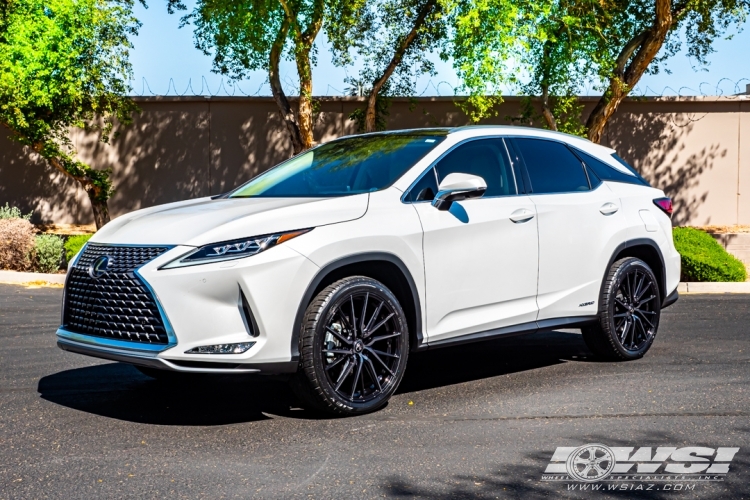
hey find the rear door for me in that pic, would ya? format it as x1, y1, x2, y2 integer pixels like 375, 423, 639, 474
509, 138, 626, 321
407, 138, 539, 344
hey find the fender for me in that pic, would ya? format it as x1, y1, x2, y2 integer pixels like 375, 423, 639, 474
601, 238, 672, 309
290, 252, 424, 362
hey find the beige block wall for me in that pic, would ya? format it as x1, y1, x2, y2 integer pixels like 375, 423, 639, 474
0, 96, 748, 225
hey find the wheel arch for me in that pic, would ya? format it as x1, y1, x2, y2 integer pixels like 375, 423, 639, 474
291, 252, 423, 362
604, 239, 667, 307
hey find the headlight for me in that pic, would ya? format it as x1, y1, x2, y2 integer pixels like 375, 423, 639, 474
160, 228, 311, 269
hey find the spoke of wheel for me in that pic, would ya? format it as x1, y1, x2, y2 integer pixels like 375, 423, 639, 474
350, 295, 358, 338
638, 294, 656, 307
334, 359, 353, 391
322, 349, 352, 355
364, 300, 384, 334
625, 274, 634, 303
613, 312, 629, 318
633, 271, 646, 302
360, 292, 369, 334
350, 355, 363, 400
325, 355, 347, 371
615, 317, 626, 331
635, 276, 650, 302
336, 305, 354, 333
594, 464, 607, 475
595, 456, 609, 463
634, 315, 649, 340
635, 309, 654, 328
365, 313, 395, 338
366, 347, 399, 359
368, 349, 395, 377
615, 297, 629, 309
325, 326, 352, 345
367, 331, 400, 346
619, 319, 631, 343
581, 464, 593, 476
363, 356, 382, 392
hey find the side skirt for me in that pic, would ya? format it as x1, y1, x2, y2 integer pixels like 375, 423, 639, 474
423, 316, 599, 350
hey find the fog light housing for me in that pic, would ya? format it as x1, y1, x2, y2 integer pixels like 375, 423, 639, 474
185, 342, 255, 354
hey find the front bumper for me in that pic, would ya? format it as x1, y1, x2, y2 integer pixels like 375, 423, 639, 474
57, 244, 319, 373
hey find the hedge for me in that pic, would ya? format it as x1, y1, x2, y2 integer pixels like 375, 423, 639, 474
64, 234, 93, 262
673, 227, 747, 282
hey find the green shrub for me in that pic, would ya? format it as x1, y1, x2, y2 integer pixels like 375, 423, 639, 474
0, 203, 32, 220
64, 234, 93, 262
673, 227, 747, 282
33, 235, 64, 273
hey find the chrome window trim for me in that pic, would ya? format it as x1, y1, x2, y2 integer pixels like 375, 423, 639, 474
58, 243, 178, 353
401, 135, 520, 204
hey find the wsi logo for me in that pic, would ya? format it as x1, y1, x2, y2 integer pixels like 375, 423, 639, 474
541, 444, 740, 484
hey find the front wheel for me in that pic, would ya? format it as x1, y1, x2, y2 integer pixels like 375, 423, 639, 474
582, 257, 661, 361
291, 276, 409, 415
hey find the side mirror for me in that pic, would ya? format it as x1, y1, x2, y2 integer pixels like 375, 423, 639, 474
431, 173, 487, 211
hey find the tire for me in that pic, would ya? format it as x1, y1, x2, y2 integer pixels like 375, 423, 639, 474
582, 257, 661, 361
291, 276, 410, 415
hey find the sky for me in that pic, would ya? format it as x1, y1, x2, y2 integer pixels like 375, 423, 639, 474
129, 2, 750, 98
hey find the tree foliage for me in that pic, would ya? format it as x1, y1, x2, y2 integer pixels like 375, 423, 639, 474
505, 0, 750, 141
328, 0, 449, 132
0, 0, 141, 228
177, 0, 324, 154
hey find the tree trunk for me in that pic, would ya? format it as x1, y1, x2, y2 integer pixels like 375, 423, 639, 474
269, 17, 305, 155
295, 53, 315, 149
586, 0, 672, 143
87, 193, 110, 229
541, 85, 558, 131
365, 0, 437, 132
30, 141, 112, 229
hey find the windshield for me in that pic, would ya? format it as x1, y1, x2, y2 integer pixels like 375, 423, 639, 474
229, 134, 446, 198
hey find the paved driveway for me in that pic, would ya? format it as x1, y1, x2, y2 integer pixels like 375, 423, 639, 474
0, 285, 748, 499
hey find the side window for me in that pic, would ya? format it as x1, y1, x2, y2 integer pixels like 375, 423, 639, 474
513, 138, 590, 194
573, 148, 643, 186
434, 139, 516, 197
405, 168, 439, 202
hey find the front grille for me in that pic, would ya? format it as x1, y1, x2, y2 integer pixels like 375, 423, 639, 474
63, 244, 171, 344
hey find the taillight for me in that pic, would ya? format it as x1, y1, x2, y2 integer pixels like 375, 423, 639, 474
653, 197, 673, 217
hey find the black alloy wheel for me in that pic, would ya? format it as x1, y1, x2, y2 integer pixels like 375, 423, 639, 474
292, 276, 409, 415
583, 257, 661, 360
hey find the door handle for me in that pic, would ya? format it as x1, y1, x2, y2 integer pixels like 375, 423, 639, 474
509, 208, 535, 223
600, 202, 619, 216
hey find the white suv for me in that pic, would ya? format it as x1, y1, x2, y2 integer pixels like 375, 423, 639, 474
57, 126, 680, 415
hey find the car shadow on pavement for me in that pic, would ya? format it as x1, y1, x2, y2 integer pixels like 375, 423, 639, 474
38, 330, 593, 425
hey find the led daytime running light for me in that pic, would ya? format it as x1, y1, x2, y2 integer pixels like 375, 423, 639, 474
185, 342, 255, 354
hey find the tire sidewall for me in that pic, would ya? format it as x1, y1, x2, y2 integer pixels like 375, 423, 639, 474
306, 278, 409, 414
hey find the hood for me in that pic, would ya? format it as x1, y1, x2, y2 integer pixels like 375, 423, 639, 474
92, 194, 369, 246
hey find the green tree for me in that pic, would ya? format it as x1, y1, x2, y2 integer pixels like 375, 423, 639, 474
0, 0, 141, 228
328, 0, 449, 133
510, 0, 749, 142
174, 0, 323, 154
585, 0, 749, 143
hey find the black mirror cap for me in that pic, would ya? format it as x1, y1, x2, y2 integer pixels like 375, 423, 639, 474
432, 187, 486, 211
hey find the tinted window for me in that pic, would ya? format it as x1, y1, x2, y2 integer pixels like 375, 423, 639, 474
573, 148, 647, 186
434, 139, 516, 197
230, 135, 445, 198
513, 138, 589, 194
405, 168, 439, 202
611, 153, 650, 185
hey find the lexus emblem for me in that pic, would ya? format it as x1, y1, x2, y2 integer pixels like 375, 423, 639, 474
88, 255, 111, 279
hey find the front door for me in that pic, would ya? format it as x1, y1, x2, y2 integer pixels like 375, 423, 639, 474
408, 138, 540, 344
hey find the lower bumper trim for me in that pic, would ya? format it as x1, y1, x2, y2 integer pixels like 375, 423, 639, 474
662, 288, 679, 309
57, 338, 297, 374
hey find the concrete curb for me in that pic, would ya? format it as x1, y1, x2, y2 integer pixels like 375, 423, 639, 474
0, 270, 66, 285
677, 282, 750, 293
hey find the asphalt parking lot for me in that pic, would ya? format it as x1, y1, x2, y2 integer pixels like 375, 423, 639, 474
0, 285, 748, 499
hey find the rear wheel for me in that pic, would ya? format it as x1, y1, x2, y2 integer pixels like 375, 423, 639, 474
582, 257, 661, 361
291, 276, 409, 415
